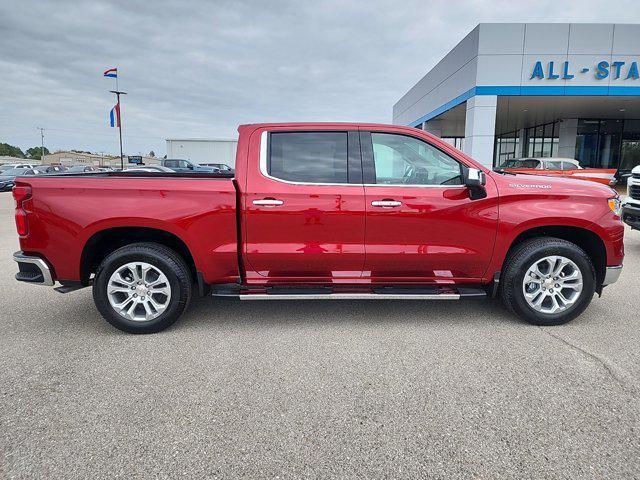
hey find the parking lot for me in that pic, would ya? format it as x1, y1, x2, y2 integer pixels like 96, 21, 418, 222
0, 191, 638, 479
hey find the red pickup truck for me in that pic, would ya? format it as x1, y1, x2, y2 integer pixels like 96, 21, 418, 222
12, 123, 624, 333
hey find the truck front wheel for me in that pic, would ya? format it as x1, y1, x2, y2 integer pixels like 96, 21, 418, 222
93, 242, 192, 333
501, 237, 596, 326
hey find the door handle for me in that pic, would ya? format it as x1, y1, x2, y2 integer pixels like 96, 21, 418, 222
253, 198, 284, 206
371, 200, 402, 207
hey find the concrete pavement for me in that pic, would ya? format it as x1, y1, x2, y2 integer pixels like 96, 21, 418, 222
0, 192, 639, 479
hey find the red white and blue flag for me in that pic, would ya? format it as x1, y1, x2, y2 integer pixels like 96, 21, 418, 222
109, 103, 120, 127
103, 67, 117, 78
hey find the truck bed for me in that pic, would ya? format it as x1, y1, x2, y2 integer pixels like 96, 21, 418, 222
15, 173, 240, 285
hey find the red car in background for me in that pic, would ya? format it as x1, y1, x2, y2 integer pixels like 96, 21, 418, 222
498, 157, 617, 186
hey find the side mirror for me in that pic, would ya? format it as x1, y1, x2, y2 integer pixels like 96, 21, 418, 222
464, 167, 486, 187
463, 167, 487, 200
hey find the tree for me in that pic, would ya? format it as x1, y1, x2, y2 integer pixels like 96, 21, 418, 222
26, 146, 50, 160
0, 143, 25, 158
148, 151, 155, 157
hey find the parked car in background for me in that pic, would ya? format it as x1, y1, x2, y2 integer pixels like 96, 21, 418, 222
498, 157, 617, 186
125, 166, 175, 173
67, 165, 100, 173
22, 168, 47, 176
623, 164, 640, 230
0, 167, 44, 191
44, 165, 68, 174
200, 163, 234, 173
0, 163, 38, 172
161, 158, 218, 173
12, 122, 623, 333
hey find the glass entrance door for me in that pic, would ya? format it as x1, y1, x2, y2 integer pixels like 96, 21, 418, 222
575, 119, 623, 169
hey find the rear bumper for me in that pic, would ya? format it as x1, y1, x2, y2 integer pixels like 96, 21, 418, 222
13, 251, 54, 286
622, 203, 640, 230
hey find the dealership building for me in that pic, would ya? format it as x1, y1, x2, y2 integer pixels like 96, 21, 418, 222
393, 23, 640, 171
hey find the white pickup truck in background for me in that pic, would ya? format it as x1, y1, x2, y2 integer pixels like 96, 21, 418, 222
623, 165, 640, 230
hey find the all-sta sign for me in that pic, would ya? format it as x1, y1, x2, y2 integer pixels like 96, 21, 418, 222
531, 60, 640, 80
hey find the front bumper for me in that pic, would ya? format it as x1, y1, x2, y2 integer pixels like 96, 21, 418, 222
603, 265, 623, 286
622, 203, 640, 230
13, 251, 54, 286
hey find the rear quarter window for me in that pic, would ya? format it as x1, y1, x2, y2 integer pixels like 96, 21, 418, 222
561, 162, 579, 170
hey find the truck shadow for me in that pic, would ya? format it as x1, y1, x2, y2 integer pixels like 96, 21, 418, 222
179, 296, 521, 332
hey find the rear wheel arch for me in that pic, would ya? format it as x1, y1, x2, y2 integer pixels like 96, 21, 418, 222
80, 227, 197, 285
93, 242, 192, 333
501, 226, 607, 288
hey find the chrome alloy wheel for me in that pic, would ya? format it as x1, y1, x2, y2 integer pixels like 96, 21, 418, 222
107, 262, 171, 321
522, 255, 583, 315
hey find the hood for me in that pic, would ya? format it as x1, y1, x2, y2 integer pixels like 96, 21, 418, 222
632, 165, 640, 175
492, 171, 616, 198
0, 175, 17, 182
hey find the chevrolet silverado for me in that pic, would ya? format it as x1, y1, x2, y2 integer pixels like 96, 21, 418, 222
12, 123, 625, 333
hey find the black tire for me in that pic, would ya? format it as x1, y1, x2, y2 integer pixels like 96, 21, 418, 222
93, 242, 192, 333
500, 237, 596, 326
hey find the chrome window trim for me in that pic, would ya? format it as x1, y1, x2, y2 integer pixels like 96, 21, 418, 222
363, 184, 466, 189
259, 131, 354, 187
259, 130, 467, 189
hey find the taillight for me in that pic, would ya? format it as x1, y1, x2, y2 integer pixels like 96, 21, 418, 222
13, 185, 32, 236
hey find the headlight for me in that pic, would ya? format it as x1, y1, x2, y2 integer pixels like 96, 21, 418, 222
608, 196, 622, 217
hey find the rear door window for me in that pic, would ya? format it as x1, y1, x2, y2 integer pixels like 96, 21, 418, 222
268, 132, 348, 183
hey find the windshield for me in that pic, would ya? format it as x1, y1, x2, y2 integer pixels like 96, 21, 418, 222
499, 159, 540, 169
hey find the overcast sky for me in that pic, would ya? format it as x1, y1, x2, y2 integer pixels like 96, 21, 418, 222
1, 0, 639, 157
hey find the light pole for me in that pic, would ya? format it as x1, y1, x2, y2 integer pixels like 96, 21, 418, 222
37, 127, 45, 161
109, 90, 127, 170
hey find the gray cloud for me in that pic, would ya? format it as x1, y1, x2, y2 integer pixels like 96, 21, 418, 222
1, 0, 639, 156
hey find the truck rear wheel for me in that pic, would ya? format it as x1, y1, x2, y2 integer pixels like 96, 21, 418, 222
501, 237, 596, 326
93, 242, 192, 333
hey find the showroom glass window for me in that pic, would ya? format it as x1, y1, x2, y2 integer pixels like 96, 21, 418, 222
575, 119, 623, 169
370, 133, 463, 185
524, 121, 558, 158
442, 137, 465, 151
621, 120, 640, 173
268, 132, 348, 183
494, 130, 519, 164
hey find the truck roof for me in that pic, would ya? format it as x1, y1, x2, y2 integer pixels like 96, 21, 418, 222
239, 122, 412, 130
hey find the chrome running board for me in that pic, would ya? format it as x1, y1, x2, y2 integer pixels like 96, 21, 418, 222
239, 292, 461, 301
